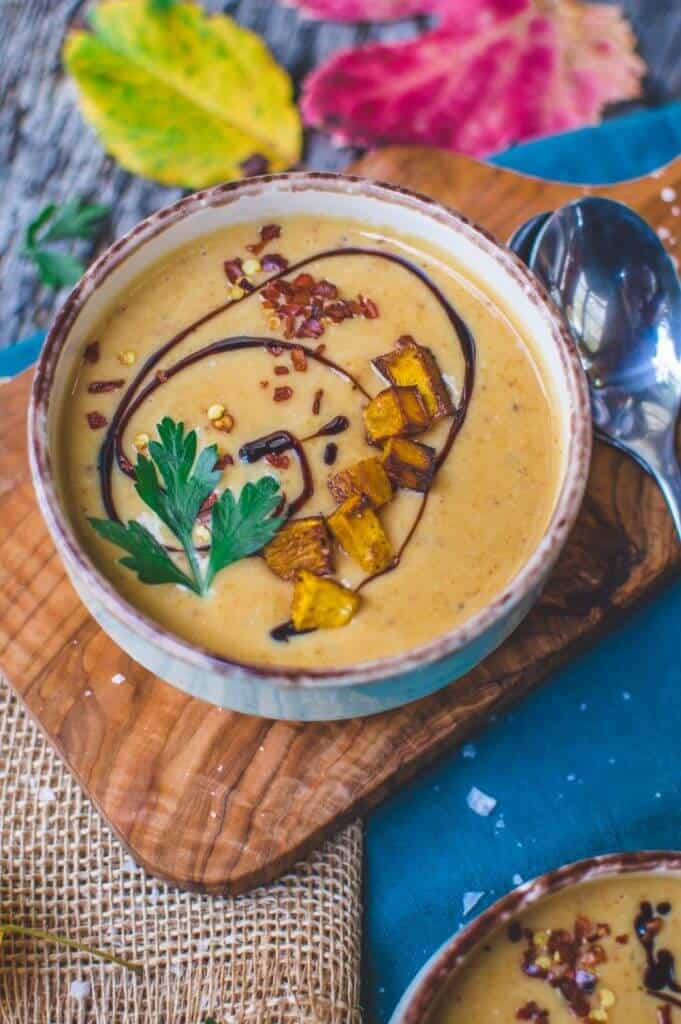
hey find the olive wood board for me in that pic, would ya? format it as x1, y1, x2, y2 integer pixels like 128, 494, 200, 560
1, 148, 680, 894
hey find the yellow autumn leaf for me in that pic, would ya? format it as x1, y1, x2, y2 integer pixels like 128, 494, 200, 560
63, 1, 302, 188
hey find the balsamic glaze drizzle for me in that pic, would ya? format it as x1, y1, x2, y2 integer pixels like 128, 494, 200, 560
635, 900, 681, 1008
95, 246, 476, 638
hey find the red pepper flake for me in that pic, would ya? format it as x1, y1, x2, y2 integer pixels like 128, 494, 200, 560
296, 318, 323, 339
223, 257, 243, 284
215, 453, 234, 470
516, 1003, 548, 1022
312, 389, 324, 415
260, 380, 269, 388
261, 224, 281, 243
199, 492, 218, 516
291, 347, 307, 372
615, 933, 629, 944
313, 279, 338, 299
266, 342, 284, 357
119, 454, 134, 474
261, 253, 289, 272
273, 386, 293, 402
315, 343, 326, 356
246, 223, 281, 255
87, 378, 125, 394
282, 316, 295, 339
86, 411, 107, 430
83, 340, 100, 363
156, 369, 169, 384
359, 294, 379, 319
396, 333, 416, 348
293, 272, 314, 290
265, 452, 290, 470
274, 365, 290, 375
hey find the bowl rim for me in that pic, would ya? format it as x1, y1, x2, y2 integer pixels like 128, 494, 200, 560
29, 170, 592, 689
391, 849, 681, 1024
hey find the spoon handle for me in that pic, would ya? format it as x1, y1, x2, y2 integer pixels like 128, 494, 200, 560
631, 437, 681, 542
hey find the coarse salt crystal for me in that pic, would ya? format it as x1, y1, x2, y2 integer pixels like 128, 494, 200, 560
513, 873, 524, 886
658, 226, 671, 240
462, 891, 484, 916
466, 786, 497, 817
69, 979, 91, 1000
661, 187, 677, 202
461, 743, 477, 759
111, 673, 126, 685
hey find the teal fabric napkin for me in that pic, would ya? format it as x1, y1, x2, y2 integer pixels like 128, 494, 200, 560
365, 103, 681, 1024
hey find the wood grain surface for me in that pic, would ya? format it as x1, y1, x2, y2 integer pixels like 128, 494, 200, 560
1, 150, 680, 893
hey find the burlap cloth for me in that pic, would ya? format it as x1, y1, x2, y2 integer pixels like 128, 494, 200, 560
0, 676, 363, 1023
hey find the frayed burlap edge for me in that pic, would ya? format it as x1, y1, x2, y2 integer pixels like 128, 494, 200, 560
0, 676, 363, 1024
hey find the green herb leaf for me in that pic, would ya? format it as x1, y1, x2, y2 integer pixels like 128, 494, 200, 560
30, 249, 85, 289
88, 517, 199, 592
90, 418, 284, 596
140, 417, 220, 542
25, 204, 58, 250
22, 199, 109, 291
39, 198, 109, 243
148, 0, 176, 10
206, 476, 283, 589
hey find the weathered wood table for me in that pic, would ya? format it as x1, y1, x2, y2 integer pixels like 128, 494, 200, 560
1, 0, 680, 352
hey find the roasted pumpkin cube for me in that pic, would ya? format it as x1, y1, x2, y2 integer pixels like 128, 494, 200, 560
363, 386, 431, 445
381, 437, 437, 492
373, 335, 454, 419
291, 570, 360, 630
263, 516, 333, 580
328, 456, 393, 508
328, 495, 394, 574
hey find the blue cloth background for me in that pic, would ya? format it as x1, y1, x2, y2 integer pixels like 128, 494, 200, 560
3, 102, 681, 1024
364, 103, 681, 1024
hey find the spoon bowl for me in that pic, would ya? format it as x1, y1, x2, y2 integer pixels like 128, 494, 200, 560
528, 196, 681, 538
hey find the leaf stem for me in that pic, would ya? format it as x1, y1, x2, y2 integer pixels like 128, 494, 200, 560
181, 535, 206, 596
0, 923, 142, 973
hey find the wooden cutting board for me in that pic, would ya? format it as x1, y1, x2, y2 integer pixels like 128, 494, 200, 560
1, 148, 680, 894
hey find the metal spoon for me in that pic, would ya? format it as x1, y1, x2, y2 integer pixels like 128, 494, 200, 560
507, 212, 551, 265
512, 196, 681, 539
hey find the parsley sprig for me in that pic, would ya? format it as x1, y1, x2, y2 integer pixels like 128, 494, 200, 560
23, 199, 109, 289
89, 418, 284, 595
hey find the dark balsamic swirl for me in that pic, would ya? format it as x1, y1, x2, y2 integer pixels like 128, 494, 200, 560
95, 246, 476, 614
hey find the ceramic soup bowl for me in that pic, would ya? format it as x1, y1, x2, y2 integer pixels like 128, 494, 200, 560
389, 850, 681, 1024
29, 173, 591, 721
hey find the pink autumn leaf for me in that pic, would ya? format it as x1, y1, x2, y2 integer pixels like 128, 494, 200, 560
284, 0, 441, 21
300, 0, 645, 157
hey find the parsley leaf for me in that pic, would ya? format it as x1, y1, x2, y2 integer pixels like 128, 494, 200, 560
30, 250, 85, 289
87, 518, 199, 593
23, 199, 109, 291
90, 418, 283, 596
206, 477, 284, 589
137, 418, 220, 543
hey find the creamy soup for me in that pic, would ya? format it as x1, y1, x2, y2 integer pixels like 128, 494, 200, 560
59, 215, 561, 669
433, 873, 681, 1024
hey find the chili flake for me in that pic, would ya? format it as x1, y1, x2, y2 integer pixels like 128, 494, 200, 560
86, 411, 107, 430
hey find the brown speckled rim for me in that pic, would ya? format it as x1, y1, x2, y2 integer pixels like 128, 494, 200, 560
392, 850, 681, 1024
29, 171, 592, 689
